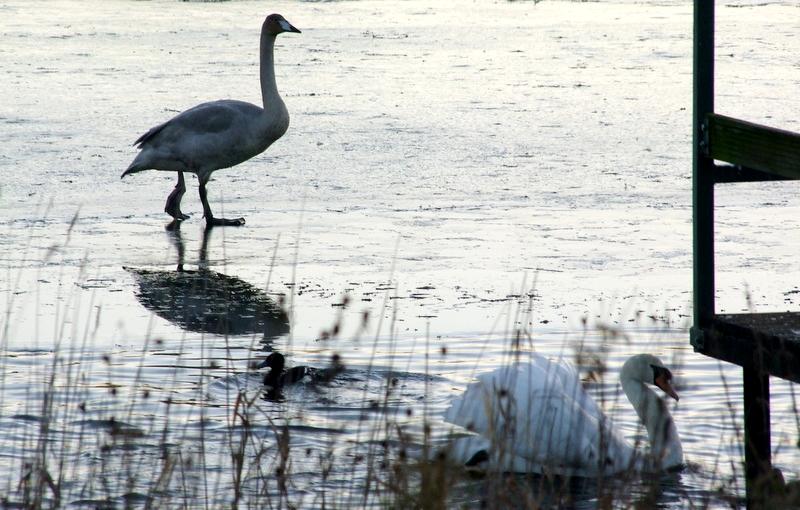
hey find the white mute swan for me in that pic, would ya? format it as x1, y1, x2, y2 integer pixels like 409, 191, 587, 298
121, 14, 300, 227
442, 353, 683, 476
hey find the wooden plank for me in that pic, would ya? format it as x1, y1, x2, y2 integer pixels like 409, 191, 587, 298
695, 313, 800, 384
706, 114, 800, 180
713, 164, 794, 184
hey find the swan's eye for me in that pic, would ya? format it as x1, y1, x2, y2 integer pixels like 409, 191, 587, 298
650, 364, 671, 384
651, 365, 680, 401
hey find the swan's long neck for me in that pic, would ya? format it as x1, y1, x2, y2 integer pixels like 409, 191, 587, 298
621, 378, 683, 469
259, 32, 280, 109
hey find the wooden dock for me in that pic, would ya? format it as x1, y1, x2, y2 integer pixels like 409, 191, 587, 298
691, 2, 800, 508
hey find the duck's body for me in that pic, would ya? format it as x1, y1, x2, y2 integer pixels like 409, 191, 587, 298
442, 353, 683, 477
259, 352, 344, 395
122, 14, 300, 226
261, 352, 312, 389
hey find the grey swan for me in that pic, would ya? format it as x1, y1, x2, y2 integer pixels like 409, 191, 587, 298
122, 14, 300, 226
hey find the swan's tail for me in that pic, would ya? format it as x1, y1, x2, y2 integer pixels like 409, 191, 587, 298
121, 159, 147, 179
121, 166, 138, 179
443, 436, 491, 466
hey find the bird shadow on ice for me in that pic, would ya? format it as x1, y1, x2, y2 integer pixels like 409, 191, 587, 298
124, 222, 289, 345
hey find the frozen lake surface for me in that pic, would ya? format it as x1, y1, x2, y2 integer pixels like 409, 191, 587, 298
1, 0, 799, 507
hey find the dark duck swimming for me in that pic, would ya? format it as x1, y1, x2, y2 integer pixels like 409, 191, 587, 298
259, 352, 344, 400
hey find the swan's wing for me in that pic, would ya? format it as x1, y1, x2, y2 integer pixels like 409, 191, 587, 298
128, 100, 270, 173
534, 356, 638, 471
444, 354, 589, 434
528, 353, 606, 419
444, 355, 633, 474
135, 100, 262, 148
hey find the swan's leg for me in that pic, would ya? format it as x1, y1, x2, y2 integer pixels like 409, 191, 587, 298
198, 177, 245, 227
164, 171, 190, 220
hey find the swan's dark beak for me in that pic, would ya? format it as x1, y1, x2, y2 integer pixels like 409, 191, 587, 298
655, 373, 679, 401
279, 19, 301, 34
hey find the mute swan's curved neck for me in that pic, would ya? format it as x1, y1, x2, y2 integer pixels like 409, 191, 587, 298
621, 377, 682, 468
260, 32, 279, 109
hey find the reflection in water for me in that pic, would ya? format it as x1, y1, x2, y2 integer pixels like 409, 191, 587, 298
125, 223, 289, 341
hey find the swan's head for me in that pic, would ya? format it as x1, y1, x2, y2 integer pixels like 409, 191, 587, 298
264, 14, 301, 36
621, 354, 679, 401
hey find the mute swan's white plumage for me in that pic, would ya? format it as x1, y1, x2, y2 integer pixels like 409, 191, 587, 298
442, 353, 683, 477
122, 14, 300, 227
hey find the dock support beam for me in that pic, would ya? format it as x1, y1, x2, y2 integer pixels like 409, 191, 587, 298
692, 0, 715, 334
743, 364, 771, 508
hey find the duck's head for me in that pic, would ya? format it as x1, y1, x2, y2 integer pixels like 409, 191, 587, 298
264, 352, 286, 372
263, 14, 301, 36
261, 352, 287, 390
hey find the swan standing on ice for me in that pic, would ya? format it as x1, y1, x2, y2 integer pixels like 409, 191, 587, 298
442, 353, 683, 476
122, 14, 301, 227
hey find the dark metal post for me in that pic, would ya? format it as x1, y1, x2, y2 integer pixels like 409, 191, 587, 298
692, 0, 716, 344
743, 363, 771, 507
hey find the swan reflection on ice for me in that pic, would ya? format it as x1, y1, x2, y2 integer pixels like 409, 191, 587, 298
125, 224, 289, 342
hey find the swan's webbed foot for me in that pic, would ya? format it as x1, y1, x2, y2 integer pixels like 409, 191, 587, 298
166, 207, 190, 221
206, 216, 246, 228
197, 178, 243, 227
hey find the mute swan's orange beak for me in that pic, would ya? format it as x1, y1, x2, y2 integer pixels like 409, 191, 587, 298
655, 373, 679, 401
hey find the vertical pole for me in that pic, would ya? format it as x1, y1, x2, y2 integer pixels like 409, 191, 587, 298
743, 364, 771, 508
692, 0, 716, 338
693, 2, 773, 506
